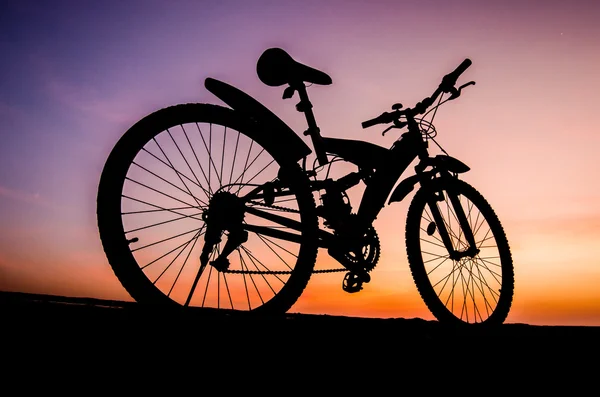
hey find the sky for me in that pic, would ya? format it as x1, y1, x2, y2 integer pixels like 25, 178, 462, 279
1, 0, 600, 326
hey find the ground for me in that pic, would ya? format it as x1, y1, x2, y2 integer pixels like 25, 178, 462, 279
1, 290, 597, 390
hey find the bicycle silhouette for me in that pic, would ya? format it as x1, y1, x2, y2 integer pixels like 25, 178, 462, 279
97, 48, 514, 326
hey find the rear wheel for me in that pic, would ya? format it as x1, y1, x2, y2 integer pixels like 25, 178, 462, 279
97, 104, 318, 313
405, 178, 514, 326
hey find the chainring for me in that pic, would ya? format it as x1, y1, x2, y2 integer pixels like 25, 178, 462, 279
337, 217, 381, 273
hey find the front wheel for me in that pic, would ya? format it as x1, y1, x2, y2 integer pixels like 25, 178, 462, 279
405, 177, 514, 326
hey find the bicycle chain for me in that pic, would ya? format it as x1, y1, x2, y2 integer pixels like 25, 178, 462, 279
222, 199, 347, 275
247, 200, 301, 213
223, 267, 346, 275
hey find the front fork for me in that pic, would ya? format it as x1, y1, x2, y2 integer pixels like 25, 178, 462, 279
426, 183, 480, 260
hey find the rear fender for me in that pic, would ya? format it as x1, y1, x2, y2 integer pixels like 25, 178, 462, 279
205, 78, 311, 164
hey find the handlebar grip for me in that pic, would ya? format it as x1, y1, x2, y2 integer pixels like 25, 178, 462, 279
442, 58, 472, 87
361, 118, 380, 129
361, 112, 391, 129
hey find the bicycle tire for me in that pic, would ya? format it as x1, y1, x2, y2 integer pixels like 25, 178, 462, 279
97, 103, 318, 313
405, 177, 514, 326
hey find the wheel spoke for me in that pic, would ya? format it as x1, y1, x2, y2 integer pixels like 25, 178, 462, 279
181, 124, 213, 196
131, 226, 203, 252
122, 204, 199, 215
155, 134, 207, 208
131, 160, 208, 208
235, 140, 253, 193
256, 234, 299, 259
228, 131, 241, 187
140, 225, 205, 270
125, 177, 197, 209
140, 147, 207, 195
152, 229, 202, 285
124, 211, 203, 234
196, 123, 223, 191
255, 233, 295, 271
167, 230, 202, 297
240, 245, 285, 289
235, 158, 276, 195
220, 127, 227, 186
239, 249, 265, 307
122, 195, 204, 221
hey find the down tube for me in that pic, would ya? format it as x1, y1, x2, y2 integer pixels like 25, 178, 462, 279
357, 133, 421, 225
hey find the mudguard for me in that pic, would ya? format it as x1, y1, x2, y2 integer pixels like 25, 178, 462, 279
431, 155, 470, 174
205, 78, 312, 164
388, 155, 470, 204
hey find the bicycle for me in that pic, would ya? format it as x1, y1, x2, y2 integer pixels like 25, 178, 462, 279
97, 48, 514, 326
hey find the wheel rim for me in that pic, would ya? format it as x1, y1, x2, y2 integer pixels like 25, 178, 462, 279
416, 186, 507, 324
111, 119, 311, 310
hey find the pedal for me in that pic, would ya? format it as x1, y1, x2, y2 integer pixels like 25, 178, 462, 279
342, 272, 369, 293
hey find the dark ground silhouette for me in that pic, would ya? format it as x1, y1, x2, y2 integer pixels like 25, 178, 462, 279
3, 290, 599, 356
2, 290, 598, 392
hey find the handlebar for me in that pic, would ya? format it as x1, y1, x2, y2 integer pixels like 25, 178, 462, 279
362, 58, 472, 129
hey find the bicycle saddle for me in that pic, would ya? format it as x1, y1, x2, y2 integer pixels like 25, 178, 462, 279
257, 48, 332, 87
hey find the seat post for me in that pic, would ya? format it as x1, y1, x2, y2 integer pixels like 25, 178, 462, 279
294, 83, 329, 167
293, 83, 329, 166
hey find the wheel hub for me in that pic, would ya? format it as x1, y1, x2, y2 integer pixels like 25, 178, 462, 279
449, 246, 480, 261
203, 191, 245, 230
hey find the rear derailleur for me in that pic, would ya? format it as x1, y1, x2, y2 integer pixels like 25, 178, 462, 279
199, 191, 248, 271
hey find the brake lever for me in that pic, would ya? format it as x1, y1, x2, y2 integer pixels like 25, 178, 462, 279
381, 125, 394, 136
382, 120, 408, 136
448, 81, 476, 100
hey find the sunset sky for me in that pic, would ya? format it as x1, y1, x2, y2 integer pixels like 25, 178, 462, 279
1, 0, 599, 326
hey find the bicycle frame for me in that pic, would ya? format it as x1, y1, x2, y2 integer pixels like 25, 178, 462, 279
241, 81, 478, 263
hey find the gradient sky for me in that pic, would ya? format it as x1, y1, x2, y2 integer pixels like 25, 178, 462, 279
1, 0, 599, 325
